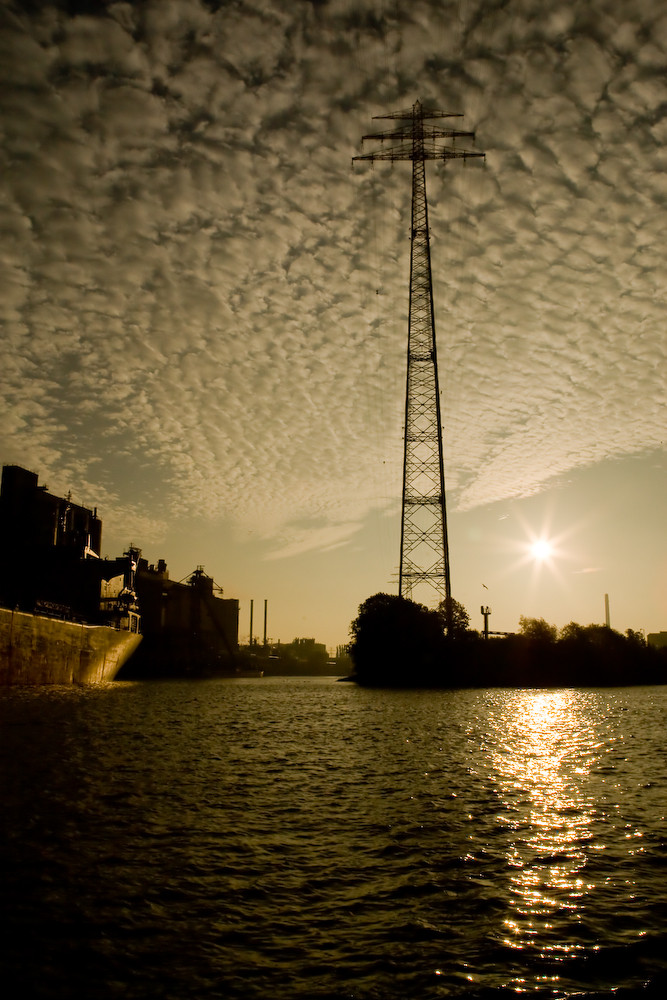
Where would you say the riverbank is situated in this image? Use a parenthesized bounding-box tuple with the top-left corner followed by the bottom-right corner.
(350, 633, 667, 687)
(0, 606, 142, 685)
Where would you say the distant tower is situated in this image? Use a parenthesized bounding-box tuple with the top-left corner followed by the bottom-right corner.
(354, 101, 484, 608)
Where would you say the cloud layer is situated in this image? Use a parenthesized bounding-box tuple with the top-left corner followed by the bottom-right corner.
(0, 0, 665, 561)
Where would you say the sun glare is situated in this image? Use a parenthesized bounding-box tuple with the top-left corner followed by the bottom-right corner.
(496, 504, 580, 589)
(530, 538, 553, 562)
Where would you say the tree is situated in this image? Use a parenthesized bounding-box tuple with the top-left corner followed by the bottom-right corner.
(518, 616, 558, 643)
(349, 592, 447, 685)
(559, 621, 586, 642)
(625, 628, 646, 647)
(436, 597, 472, 638)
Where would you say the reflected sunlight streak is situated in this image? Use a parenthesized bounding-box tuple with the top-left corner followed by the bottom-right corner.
(488, 692, 601, 982)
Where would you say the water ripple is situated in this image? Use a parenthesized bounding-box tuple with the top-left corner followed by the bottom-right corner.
(2, 680, 667, 997)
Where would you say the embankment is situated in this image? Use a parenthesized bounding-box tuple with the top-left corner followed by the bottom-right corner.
(0, 607, 141, 685)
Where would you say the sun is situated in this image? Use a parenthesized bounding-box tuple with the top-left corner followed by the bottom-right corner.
(496, 506, 578, 588)
(530, 538, 553, 562)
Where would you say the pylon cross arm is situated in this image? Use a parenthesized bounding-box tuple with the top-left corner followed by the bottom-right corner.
(372, 107, 464, 121)
(353, 145, 483, 163)
(360, 126, 475, 142)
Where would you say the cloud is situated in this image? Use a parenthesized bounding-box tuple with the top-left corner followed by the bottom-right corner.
(0, 0, 665, 562)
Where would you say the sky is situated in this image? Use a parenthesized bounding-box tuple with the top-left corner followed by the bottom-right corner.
(1, 0, 665, 650)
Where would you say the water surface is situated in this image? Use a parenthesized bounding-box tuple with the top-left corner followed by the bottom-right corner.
(1, 678, 666, 998)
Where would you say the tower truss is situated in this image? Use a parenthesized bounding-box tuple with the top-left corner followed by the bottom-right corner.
(354, 101, 484, 609)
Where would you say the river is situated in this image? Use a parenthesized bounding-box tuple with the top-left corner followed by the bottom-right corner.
(1, 677, 666, 998)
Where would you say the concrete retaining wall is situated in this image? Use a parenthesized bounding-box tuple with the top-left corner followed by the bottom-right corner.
(0, 607, 141, 685)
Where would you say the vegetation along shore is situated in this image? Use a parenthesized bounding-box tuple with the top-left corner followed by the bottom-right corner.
(348, 594, 666, 688)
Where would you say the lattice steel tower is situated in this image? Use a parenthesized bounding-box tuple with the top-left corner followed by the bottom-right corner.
(354, 101, 484, 607)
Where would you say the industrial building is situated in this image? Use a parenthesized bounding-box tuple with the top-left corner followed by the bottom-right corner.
(0, 465, 139, 631)
(0, 466, 239, 676)
(130, 560, 239, 675)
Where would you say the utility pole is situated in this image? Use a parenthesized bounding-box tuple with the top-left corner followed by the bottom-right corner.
(481, 605, 491, 640)
(354, 101, 484, 609)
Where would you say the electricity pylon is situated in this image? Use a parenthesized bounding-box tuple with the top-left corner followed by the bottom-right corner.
(354, 100, 484, 609)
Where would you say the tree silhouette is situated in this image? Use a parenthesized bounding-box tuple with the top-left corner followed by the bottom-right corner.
(347, 597, 667, 688)
(349, 592, 448, 685)
(559, 621, 587, 642)
(518, 615, 558, 643)
(437, 596, 472, 638)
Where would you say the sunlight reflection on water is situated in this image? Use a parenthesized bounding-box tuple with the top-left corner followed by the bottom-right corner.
(477, 690, 644, 986)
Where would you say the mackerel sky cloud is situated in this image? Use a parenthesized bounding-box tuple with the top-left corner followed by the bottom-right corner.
(1, 0, 665, 644)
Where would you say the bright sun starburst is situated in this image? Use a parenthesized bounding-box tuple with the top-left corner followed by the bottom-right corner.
(495, 505, 581, 591)
(530, 538, 553, 562)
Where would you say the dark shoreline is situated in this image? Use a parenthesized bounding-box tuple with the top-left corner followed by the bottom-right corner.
(348, 593, 667, 689)
(349, 635, 667, 690)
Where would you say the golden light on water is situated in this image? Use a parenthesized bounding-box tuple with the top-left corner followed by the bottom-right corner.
(488, 691, 602, 980)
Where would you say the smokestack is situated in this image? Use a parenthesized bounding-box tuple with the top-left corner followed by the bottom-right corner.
(604, 593, 610, 628)
(249, 599, 254, 647)
(263, 599, 268, 646)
